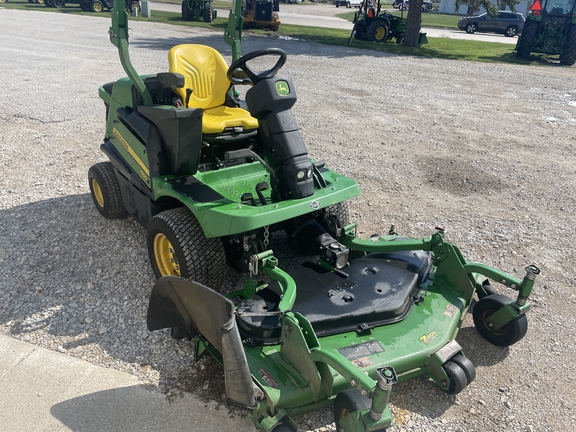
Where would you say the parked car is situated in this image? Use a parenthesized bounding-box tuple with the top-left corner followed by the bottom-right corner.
(335, 0, 362, 7)
(392, 0, 433, 11)
(457, 11, 525, 37)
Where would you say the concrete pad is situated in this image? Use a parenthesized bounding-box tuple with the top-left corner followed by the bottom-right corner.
(0, 335, 255, 432)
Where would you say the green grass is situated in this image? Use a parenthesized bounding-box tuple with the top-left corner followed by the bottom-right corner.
(1, 0, 550, 65)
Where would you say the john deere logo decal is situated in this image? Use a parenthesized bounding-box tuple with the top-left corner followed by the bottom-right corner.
(276, 81, 290, 96)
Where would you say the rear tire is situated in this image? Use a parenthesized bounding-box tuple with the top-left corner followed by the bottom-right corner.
(559, 26, 576, 66)
(203, 1, 213, 23)
(146, 207, 227, 290)
(517, 19, 537, 59)
(368, 20, 389, 43)
(88, 162, 127, 219)
(181, 1, 191, 21)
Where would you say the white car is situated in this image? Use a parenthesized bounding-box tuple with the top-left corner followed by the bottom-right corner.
(335, 0, 362, 8)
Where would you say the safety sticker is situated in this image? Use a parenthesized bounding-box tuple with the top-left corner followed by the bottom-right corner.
(258, 368, 278, 388)
(338, 341, 385, 360)
(352, 357, 374, 368)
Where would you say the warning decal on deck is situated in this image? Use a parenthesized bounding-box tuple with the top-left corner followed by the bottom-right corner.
(338, 341, 385, 360)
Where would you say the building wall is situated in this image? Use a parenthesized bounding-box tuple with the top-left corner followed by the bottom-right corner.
(439, 0, 532, 16)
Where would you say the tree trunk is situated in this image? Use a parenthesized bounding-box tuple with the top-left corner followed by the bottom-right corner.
(403, 0, 423, 47)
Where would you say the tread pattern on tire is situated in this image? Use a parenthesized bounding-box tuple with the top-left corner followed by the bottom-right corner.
(517, 19, 537, 58)
(325, 200, 350, 227)
(559, 26, 576, 66)
(147, 207, 227, 290)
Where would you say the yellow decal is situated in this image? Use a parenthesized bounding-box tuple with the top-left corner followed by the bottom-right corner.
(276, 80, 290, 96)
(420, 331, 438, 344)
(113, 127, 149, 178)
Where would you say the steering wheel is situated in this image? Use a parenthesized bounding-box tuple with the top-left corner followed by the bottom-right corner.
(227, 48, 287, 86)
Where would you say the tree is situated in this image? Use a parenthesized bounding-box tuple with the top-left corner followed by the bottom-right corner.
(497, 0, 521, 11)
(454, 0, 498, 15)
(403, 0, 424, 47)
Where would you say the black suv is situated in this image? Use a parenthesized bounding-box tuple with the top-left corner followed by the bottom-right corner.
(458, 11, 525, 37)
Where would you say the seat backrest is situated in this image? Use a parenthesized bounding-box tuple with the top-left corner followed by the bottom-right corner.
(168, 44, 230, 110)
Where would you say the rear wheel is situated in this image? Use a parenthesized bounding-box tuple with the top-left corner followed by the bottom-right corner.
(473, 294, 528, 346)
(517, 19, 537, 58)
(334, 388, 387, 432)
(559, 26, 576, 66)
(53, 0, 65, 7)
(146, 207, 227, 289)
(203, 1, 213, 23)
(368, 20, 389, 42)
(504, 26, 518, 37)
(181, 1, 191, 20)
(88, 162, 127, 219)
(466, 23, 477, 34)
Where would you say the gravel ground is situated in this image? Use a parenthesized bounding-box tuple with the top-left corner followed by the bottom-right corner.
(1, 8, 576, 432)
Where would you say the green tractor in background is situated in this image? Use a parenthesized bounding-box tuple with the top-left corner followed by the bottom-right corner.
(349, 0, 427, 44)
(516, 0, 576, 65)
(182, 0, 215, 23)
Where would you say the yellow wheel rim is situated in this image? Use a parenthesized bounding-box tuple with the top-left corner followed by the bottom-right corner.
(91, 178, 105, 208)
(94, 3, 102, 11)
(153, 233, 181, 276)
(375, 26, 386, 40)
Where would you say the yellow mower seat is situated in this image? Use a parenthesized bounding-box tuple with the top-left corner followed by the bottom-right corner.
(168, 44, 258, 135)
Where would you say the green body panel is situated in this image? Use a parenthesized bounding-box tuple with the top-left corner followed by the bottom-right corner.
(152, 166, 361, 238)
(243, 276, 466, 423)
(99, 77, 153, 187)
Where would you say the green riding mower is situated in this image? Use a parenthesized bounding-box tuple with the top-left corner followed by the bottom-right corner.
(89, 0, 540, 430)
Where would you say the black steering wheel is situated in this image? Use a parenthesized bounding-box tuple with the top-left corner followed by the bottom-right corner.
(227, 48, 287, 86)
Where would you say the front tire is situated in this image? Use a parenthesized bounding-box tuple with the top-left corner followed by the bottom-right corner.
(89, 0, 103, 11)
(466, 23, 477, 34)
(130, 1, 140, 14)
(368, 20, 389, 42)
(473, 294, 528, 346)
(146, 207, 227, 289)
(334, 388, 387, 432)
(88, 162, 127, 219)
